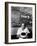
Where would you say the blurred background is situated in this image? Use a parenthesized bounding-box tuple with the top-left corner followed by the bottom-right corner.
(11, 7, 32, 39)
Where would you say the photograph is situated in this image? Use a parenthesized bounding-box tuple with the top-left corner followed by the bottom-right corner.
(11, 7, 32, 39)
(5, 2, 36, 44)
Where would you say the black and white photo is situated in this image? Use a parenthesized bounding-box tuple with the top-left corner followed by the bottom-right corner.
(11, 7, 32, 39)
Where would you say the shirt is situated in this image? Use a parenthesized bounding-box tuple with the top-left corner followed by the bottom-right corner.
(17, 27, 30, 35)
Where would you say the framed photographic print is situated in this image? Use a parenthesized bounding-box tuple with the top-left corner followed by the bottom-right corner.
(5, 2, 36, 44)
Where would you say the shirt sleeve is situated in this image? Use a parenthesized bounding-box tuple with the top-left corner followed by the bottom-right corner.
(17, 28, 21, 35)
(24, 27, 30, 33)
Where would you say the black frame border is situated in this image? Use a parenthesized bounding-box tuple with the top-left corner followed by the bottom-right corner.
(5, 2, 36, 44)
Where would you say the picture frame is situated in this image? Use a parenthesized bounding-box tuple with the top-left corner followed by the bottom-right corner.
(5, 2, 36, 44)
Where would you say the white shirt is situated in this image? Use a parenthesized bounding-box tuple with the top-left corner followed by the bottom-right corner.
(17, 27, 30, 35)
(17, 27, 22, 35)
